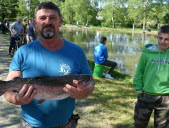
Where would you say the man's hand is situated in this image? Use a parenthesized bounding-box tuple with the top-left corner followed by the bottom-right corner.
(15, 84, 37, 105)
(63, 80, 95, 99)
(4, 71, 37, 105)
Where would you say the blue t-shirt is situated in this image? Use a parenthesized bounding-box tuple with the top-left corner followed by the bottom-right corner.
(94, 43, 108, 64)
(11, 22, 24, 35)
(28, 22, 35, 36)
(9, 39, 91, 128)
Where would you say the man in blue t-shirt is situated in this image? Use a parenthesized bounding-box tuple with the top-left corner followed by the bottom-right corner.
(4, 2, 95, 128)
(94, 36, 117, 79)
(8, 18, 24, 55)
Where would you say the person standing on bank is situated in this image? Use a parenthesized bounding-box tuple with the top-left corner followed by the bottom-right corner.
(8, 18, 24, 55)
(27, 19, 36, 43)
(94, 36, 117, 79)
(4, 2, 94, 128)
(133, 25, 169, 128)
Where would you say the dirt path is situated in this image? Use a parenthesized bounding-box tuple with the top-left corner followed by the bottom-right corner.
(0, 34, 20, 128)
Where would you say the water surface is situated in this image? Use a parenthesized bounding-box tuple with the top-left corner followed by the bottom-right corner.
(0, 29, 157, 77)
(60, 28, 157, 76)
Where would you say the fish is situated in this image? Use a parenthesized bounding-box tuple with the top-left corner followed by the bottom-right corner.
(0, 74, 95, 100)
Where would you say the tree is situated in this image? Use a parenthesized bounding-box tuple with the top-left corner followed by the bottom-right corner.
(17, 0, 29, 18)
(73, 0, 97, 25)
(2, 0, 169, 29)
(16, 0, 40, 19)
(38, 0, 64, 7)
(163, 13, 169, 24)
(100, 4, 115, 27)
(0, 0, 18, 20)
(61, 0, 97, 26)
(29, 0, 40, 18)
(60, 0, 74, 24)
(128, 0, 151, 31)
(100, 0, 128, 28)
(148, 1, 169, 29)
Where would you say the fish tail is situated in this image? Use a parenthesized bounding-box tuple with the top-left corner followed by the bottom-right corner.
(0, 80, 7, 96)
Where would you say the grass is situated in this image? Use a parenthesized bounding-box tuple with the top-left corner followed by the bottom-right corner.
(74, 61, 154, 128)
(76, 79, 135, 128)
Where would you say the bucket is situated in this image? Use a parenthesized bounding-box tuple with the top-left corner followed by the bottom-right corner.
(93, 63, 104, 78)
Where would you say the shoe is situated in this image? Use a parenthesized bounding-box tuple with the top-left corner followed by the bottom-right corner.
(103, 73, 106, 76)
(105, 74, 114, 79)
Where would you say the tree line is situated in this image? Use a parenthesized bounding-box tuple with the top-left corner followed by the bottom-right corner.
(1, 0, 169, 30)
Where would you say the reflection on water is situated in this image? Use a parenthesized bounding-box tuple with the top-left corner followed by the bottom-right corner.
(0, 29, 157, 77)
(61, 29, 157, 77)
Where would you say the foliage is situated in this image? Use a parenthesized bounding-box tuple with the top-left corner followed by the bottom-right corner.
(100, 0, 128, 28)
(128, 0, 143, 29)
(163, 13, 169, 24)
(38, 0, 63, 6)
(60, 0, 75, 24)
(16, 0, 40, 19)
(61, 0, 97, 25)
(1, 0, 169, 30)
(148, 2, 169, 28)
(17, 0, 29, 18)
(0, 0, 18, 20)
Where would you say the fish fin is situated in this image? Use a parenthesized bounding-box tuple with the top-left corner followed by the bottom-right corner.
(34, 75, 50, 79)
(34, 75, 57, 80)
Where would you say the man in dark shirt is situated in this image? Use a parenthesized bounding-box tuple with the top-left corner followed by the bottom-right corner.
(27, 19, 36, 43)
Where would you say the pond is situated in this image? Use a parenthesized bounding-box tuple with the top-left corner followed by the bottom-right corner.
(60, 28, 157, 77)
(0, 28, 157, 77)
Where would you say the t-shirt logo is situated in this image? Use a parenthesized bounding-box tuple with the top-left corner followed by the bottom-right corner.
(59, 60, 71, 75)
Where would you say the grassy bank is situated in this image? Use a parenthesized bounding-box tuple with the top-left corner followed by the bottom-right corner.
(74, 61, 154, 128)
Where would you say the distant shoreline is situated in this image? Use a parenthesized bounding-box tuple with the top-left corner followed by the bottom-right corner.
(61, 25, 157, 35)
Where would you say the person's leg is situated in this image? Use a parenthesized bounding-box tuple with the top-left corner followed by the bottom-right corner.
(154, 96, 169, 128)
(134, 95, 153, 128)
(102, 60, 117, 74)
(26, 34, 30, 43)
(8, 37, 16, 54)
(16, 37, 21, 48)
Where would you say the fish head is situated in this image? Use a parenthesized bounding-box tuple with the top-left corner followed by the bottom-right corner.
(77, 74, 92, 83)
(78, 75, 95, 87)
